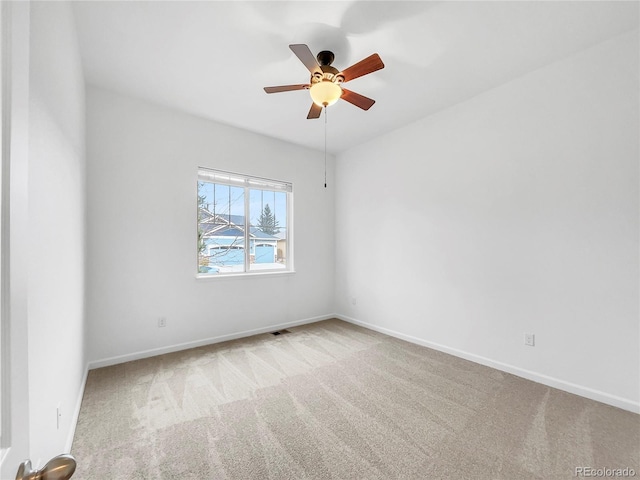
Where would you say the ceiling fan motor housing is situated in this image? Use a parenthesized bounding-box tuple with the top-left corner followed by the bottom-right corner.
(311, 51, 344, 85)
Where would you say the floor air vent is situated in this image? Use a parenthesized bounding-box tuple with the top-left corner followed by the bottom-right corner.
(271, 329, 291, 336)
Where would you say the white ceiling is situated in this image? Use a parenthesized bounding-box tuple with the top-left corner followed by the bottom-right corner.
(72, 1, 638, 154)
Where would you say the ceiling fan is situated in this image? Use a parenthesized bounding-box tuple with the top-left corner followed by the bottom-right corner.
(264, 44, 385, 119)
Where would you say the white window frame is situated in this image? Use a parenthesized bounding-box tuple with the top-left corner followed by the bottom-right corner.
(197, 167, 293, 277)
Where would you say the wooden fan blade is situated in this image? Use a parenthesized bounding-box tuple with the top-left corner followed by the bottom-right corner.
(341, 88, 376, 110)
(338, 53, 384, 83)
(290, 44, 321, 74)
(307, 103, 322, 119)
(264, 84, 309, 94)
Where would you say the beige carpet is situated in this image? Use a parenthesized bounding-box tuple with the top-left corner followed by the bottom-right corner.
(71, 319, 639, 479)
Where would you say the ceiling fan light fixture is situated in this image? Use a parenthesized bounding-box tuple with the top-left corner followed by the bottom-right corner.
(310, 80, 342, 107)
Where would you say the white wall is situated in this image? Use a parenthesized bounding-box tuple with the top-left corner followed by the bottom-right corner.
(335, 30, 639, 412)
(86, 87, 335, 364)
(28, 1, 86, 464)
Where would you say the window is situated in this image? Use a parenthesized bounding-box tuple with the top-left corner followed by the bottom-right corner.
(197, 168, 292, 275)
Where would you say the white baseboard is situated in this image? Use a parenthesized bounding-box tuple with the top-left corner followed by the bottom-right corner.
(88, 314, 334, 370)
(335, 313, 640, 414)
(66, 365, 89, 453)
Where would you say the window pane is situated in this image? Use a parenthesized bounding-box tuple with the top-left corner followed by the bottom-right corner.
(249, 189, 287, 272)
(197, 168, 292, 276)
(198, 181, 245, 274)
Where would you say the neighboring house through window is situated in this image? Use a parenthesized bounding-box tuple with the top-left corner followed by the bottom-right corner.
(197, 168, 292, 275)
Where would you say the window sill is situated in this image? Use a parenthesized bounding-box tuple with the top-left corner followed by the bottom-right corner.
(196, 270, 296, 280)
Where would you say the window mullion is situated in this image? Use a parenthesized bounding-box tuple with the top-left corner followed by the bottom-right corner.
(244, 185, 250, 272)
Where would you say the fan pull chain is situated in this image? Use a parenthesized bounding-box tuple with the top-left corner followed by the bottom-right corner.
(324, 105, 327, 188)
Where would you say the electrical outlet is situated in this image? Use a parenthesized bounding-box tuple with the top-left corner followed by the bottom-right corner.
(158, 317, 167, 328)
(351, 296, 357, 306)
(524, 333, 535, 347)
(56, 403, 61, 430)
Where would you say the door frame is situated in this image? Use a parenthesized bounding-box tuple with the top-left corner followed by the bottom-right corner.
(1, 1, 32, 477)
